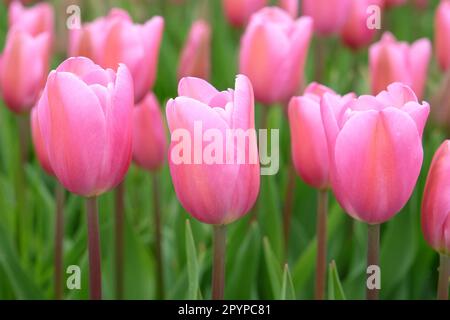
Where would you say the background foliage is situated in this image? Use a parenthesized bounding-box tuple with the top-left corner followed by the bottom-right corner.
(0, 0, 445, 299)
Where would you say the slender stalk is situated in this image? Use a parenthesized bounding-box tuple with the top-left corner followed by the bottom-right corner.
(314, 36, 326, 82)
(54, 183, 65, 300)
(437, 253, 449, 300)
(212, 224, 227, 300)
(282, 163, 296, 256)
(15, 114, 29, 257)
(86, 196, 102, 300)
(114, 182, 125, 300)
(315, 189, 328, 300)
(152, 173, 164, 299)
(366, 223, 380, 300)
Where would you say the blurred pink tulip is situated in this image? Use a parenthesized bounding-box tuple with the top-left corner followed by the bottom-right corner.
(369, 32, 431, 99)
(36, 57, 134, 197)
(302, 0, 351, 35)
(279, 0, 298, 18)
(239, 7, 313, 105)
(178, 20, 211, 81)
(8, 0, 54, 37)
(321, 82, 429, 224)
(341, 0, 382, 50)
(435, 0, 450, 72)
(69, 8, 164, 103)
(422, 140, 450, 255)
(132, 93, 167, 171)
(222, 0, 267, 27)
(0, 29, 51, 113)
(288, 83, 354, 189)
(166, 76, 260, 225)
(31, 106, 53, 176)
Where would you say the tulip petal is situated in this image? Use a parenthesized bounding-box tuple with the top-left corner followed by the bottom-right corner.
(421, 141, 450, 253)
(239, 20, 289, 104)
(166, 97, 240, 224)
(178, 76, 219, 104)
(409, 38, 431, 99)
(289, 96, 329, 189)
(333, 107, 423, 223)
(39, 71, 107, 196)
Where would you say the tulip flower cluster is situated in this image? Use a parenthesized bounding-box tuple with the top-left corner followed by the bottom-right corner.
(0, 0, 449, 303)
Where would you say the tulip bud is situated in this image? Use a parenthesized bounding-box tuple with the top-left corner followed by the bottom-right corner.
(239, 7, 313, 105)
(369, 32, 431, 99)
(341, 0, 382, 50)
(31, 106, 53, 176)
(69, 8, 164, 103)
(302, 0, 351, 35)
(178, 20, 211, 81)
(321, 82, 429, 224)
(222, 0, 267, 27)
(0, 29, 51, 113)
(435, 0, 450, 72)
(166, 76, 260, 225)
(288, 83, 354, 189)
(8, 0, 54, 37)
(132, 93, 167, 171)
(421, 140, 450, 255)
(35, 57, 134, 197)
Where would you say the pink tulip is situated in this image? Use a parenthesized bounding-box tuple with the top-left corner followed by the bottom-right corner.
(369, 32, 431, 99)
(36, 57, 134, 197)
(321, 82, 429, 224)
(341, 0, 382, 50)
(8, 0, 54, 37)
(239, 7, 313, 105)
(178, 20, 211, 81)
(435, 0, 450, 72)
(69, 8, 164, 103)
(279, 0, 298, 18)
(422, 140, 450, 255)
(166, 76, 260, 225)
(132, 93, 167, 171)
(302, 0, 351, 35)
(288, 83, 354, 189)
(0, 29, 51, 113)
(31, 106, 53, 176)
(222, 0, 267, 27)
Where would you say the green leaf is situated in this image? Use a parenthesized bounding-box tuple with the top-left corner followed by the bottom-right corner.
(328, 260, 346, 300)
(0, 224, 43, 299)
(185, 220, 199, 300)
(226, 222, 261, 299)
(292, 204, 345, 293)
(263, 237, 282, 299)
(281, 264, 296, 300)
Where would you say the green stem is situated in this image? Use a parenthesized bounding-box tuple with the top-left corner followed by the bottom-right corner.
(16, 114, 29, 258)
(114, 182, 125, 300)
(282, 164, 296, 257)
(315, 189, 328, 300)
(437, 253, 449, 300)
(54, 183, 65, 300)
(314, 36, 326, 83)
(366, 223, 380, 300)
(86, 196, 102, 300)
(152, 173, 165, 299)
(212, 224, 227, 300)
